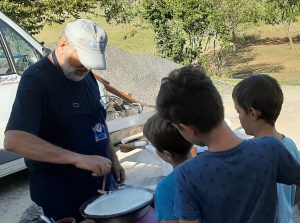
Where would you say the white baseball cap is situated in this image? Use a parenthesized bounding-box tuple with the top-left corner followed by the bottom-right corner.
(64, 19, 107, 70)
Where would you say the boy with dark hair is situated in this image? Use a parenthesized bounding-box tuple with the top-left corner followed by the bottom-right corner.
(156, 65, 300, 223)
(232, 74, 300, 223)
(143, 114, 193, 223)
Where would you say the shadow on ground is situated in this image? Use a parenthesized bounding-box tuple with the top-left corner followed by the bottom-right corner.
(230, 63, 284, 79)
(224, 38, 285, 79)
(235, 34, 300, 48)
(225, 47, 255, 68)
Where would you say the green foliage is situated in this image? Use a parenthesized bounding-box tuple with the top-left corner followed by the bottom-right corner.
(174, 0, 214, 63)
(210, 0, 263, 50)
(263, 0, 300, 25)
(141, 0, 179, 62)
(0, 0, 45, 35)
(42, 0, 97, 24)
(98, 0, 138, 24)
(262, 0, 300, 47)
(140, 0, 262, 66)
(0, 0, 97, 35)
(141, 0, 214, 64)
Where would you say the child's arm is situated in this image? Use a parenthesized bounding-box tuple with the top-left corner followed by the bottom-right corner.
(276, 141, 300, 186)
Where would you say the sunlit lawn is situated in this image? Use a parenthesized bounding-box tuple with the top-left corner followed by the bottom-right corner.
(226, 21, 300, 85)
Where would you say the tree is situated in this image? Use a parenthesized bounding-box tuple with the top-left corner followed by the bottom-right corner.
(0, 0, 98, 35)
(141, 0, 182, 62)
(141, 0, 214, 65)
(0, 0, 45, 35)
(263, 0, 300, 49)
(141, 0, 263, 68)
(98, 0, 139, 24)
(209, 0, 263, 51)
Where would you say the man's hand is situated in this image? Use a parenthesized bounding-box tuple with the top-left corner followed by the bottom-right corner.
(111, 158, 125, 183)
(108, 142, 126, 183)
(73, 154, 112, 176)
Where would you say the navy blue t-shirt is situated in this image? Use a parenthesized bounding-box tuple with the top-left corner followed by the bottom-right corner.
(5, 56, 115, 220)
(174, 137, 300, 223)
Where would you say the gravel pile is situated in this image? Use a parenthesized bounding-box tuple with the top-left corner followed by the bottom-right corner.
(93, 46, 235, 105)
(94, 46, 182, 105)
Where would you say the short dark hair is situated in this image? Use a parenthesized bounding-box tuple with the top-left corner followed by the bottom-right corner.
(143, 114, 193, 155)
(156, 65, 224, 133)
(232, 74, 283, 126)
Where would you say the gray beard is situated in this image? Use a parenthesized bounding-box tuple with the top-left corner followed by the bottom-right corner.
(61, 55, 88, 81)
(64, 72, 87, 81)
(61, 64, 88, 81)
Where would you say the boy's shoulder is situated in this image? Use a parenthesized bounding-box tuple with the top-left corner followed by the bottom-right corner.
(251, 135, 279, 143)
(281, 135, 300, 161)
(180, 136, 281, 169)
(157, 171, 176, 190)
(245, 136, 287, 156)
(281, 135, 297, 147)
(158, 170, 176, 186)
(249, 136, 284, 149)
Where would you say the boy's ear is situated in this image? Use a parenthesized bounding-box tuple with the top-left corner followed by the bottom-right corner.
(161, 150, 173, 162)
(178, 123, 198, 136)
(249, 107, 261, 120)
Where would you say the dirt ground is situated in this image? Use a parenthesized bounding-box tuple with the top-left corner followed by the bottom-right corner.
(0, 85, 300, 223)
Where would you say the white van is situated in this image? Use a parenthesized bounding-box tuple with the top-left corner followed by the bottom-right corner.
(0, 11, 51, 177)
(0, 12, 154, 178)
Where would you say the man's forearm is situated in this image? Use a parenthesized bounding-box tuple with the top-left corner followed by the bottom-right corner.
(108, 141, 119, 162)
(108, 141, 125, 182)
(5, 130, 113, 176)
(4, 130, 79, 165)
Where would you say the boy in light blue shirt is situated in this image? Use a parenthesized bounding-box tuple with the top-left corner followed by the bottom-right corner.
(143, 114, 193, 223)
(232, 74, 300, 223)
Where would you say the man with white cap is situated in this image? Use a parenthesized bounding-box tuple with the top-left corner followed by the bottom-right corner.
(4, 19, 125, 221)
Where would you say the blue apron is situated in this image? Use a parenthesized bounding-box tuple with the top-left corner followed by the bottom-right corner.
(26, 52, 116, 221)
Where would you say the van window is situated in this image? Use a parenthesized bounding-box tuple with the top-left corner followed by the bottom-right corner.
(0, 20, 41, 74)
(0, 42, 12, 76)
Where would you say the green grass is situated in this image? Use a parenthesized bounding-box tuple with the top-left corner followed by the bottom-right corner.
(242, 20, 300, 40)
(226, 44, 300, 85)
(34, 14, 157, 55)
(225, 21, 300, 85)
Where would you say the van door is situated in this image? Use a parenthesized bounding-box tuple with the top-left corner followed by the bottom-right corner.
(0, 17, 42, 148)
(0, 33, 19, 151)
(0, 17, 42, 177)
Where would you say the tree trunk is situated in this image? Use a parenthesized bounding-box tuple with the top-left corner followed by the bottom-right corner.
(284, 22, 293, 50)
(232, 29, 236, 52)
